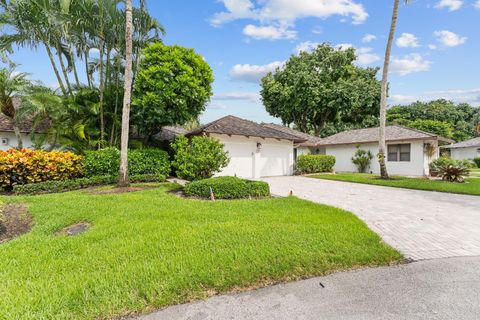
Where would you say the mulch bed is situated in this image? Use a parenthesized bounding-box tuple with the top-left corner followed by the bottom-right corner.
(0, 204, 33, 244)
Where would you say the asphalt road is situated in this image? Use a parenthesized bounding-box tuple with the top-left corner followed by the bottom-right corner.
(136, 256, 480, 320)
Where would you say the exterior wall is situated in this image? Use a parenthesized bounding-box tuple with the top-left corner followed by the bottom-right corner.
(0, 132, 35, 151)
(325, 140, 432, 176)
(210, 133, 294, 178)
(450, 147, 480, 160)
(295, 146, 326, 157)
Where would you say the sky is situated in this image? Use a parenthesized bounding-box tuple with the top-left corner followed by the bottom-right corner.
(6, 0, 480, 124)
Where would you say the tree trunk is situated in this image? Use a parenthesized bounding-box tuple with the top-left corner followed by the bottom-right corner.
(110, 56, 122, 146)
(56, 43, 73, 95)
(13, 122, 23, 149)
(378, 0, 400, 179)
(99, 41, 106, 147)
(44, 45, 67, 95)
(118, 0, 133, 188)
(84, 50, 92, 88)
(70, 47, 81, 88)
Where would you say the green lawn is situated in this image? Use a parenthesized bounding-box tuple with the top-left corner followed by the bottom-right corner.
(312, 173, 480, 196)
(0, 183, 401, 319)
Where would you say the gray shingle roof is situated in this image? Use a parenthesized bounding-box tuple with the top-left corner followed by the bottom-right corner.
(316, 125, 454, 146)
(0, 114, 50, 134)
(154, 126, 188, 141)
(443, 137, 480, 149)
(187, 115, 306, 142)
(262, 123, 324, 147)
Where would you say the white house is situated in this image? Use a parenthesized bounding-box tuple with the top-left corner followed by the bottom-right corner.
(186, 115, 305, 178)
(315, 125, 454, 176)
(0, 114, 47, 151)
(442, 137, 480, 160)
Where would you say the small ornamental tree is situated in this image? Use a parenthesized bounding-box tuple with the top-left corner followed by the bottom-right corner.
(133, 43, 214, 143)
(352, 147, 374, 173)
(171, 135, 229, 181)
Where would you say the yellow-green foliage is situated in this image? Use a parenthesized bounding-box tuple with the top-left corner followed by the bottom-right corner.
(0, 149, 84, 190)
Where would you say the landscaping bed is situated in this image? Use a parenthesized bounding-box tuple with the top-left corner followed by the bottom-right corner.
(312, 173, 480, 196)
(0, 203, 32, 243)
(0, 184, 402, 319)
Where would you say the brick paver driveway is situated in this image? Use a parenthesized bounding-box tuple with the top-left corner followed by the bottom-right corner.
(262, 176, 480, 261)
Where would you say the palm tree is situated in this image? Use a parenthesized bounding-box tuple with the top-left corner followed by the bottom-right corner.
(0, 66, 30, 148)
(118, 0, 133, 187)
(378, 0, 410, 179)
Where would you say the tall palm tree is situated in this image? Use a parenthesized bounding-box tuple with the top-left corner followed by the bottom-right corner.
(118, 0, 133, 187)
(378, 0, 410, 179)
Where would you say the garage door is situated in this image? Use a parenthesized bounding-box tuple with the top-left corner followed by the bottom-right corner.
(220, 142, 255, 178)
(259, 144, 291, 177)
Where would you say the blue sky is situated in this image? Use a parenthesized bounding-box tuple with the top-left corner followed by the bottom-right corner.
(7, 0, 480, 124)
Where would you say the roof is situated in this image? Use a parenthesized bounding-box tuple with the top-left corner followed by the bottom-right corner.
(262, 123, 324, 147)
(0, 114, 50, 134)
(154, 126, 188, 141)
(187, 115, 306, 142)
(443, 137, 480, 149)
(316, 125, 454, 146)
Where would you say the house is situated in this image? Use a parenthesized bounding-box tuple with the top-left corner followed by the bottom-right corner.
(186, 115, 306, 178)
(262, 123, 326, 160)
(0, 114, 48, 151)
(442, 137, 480, 160)
(316, 125, 454, 176)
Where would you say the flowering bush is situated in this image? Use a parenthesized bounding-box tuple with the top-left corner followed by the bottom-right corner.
(0, 149, 84, 190)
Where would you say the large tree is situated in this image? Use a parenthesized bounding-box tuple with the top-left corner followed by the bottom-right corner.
(260, 43, 381, 137)
(132, 43, 214, 143)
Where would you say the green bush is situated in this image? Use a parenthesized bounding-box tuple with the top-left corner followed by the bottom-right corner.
(473, 157, 480, 168)
(184, 176, 270, 199)
(12, 174, 166, 195)
(84, 148, 170, 177)
(351, 147, 373, 173)
(296, 154, 336, 174)
(429, 157, 472, 182)
(172, 136, 229, 181)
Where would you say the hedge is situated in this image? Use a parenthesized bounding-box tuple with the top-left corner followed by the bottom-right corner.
(84, 148, 170, 177)
(473, 157, 480, 168)
(184, 176, 270, 199)
(13, 174, 166, 195)
(0, 149, 84, 190)
(296, 154, 336, 174)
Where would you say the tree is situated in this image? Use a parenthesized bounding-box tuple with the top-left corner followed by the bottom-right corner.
(352, 147, 374, 173)
(118, 0, 133, 188)
(260, 43, 381, 136)
(0, 66, 30, 148)
(378, 0, 411, 179)
(406, 119, 454, 139)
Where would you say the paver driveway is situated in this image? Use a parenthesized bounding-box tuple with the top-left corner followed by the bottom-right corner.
(262, 176, 480, 261)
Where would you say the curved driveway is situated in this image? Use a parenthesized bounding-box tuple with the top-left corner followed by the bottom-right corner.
(262, 176, 480, 261)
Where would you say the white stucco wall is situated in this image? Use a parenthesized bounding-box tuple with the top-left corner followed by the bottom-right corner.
(450, 147, 480, 160)
(0, 132, 35, 151)
(325, 140, 435, 176)
(210, 133, 294, 178)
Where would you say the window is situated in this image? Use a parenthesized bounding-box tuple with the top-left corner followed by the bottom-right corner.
(387, 144, 410, 162)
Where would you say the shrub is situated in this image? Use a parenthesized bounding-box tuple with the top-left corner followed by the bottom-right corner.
(184, 176, 270, 199)
(172, 136, 229, 181)
(473, 157, 480, 168)
(0, 149, 84, 190)
(351, 147, 374, 173)
(430, 157, 472, 182)
(84, 148, 170, 177)
(296, 154, 335, 174)
(12, 174, 166, 195)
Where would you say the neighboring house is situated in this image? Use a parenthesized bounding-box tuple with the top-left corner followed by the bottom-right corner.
(442, 137, 480, 160)
(262, 123, 325, 160)
(154, 126, 188, 142)
(0, 114, 48, 151)
(316, 125, 454, 176)
(186, 115, 305, 178)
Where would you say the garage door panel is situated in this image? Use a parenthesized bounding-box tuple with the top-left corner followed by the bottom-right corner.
(259, 144, 292, 177)
(219, 142, 255, 178)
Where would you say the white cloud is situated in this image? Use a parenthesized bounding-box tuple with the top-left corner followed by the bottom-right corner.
(434, 30, 467, 47)
(476, 0, 480, 9)
(435, 0, 463, 11)
(428, 44, 437, 50)
(336, 43, 354, 50)
(390, 88, 480, 105)
(229, 61, 284, 82)
(396, 33, 420, 48)
(356, 47, 380, 65)
(362, 34, 377, 43)
(243, 24, 296, 40)
(312, 26, 323, 35)
(206, 102, 228, 110)
(213, 92, 260, 103)
(390, 54, 432, 76)
(294, 41, 319, 54)
(210, 0, 369, 27)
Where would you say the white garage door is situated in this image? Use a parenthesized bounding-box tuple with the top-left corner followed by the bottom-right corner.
(259, 144, 291, 177)
(220, 142, 255, 178)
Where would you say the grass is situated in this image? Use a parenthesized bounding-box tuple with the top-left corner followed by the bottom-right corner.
(0, 183, 401, 319)
(312, 173, 480, 196)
